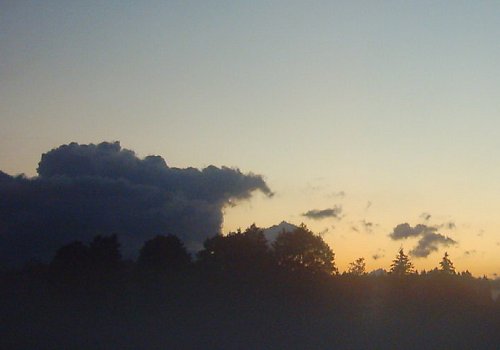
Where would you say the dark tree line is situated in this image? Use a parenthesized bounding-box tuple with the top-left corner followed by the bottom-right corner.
(1, 224, 499, 349)
(45, 223, 337, 287)
(46, 225, 482, 282)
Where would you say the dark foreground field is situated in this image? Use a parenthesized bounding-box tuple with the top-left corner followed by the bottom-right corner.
(1, 228, 499, 349)
(2, 265, 499, 350)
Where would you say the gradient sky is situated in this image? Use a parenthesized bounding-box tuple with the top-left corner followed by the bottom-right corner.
(2, 1, 500, 276)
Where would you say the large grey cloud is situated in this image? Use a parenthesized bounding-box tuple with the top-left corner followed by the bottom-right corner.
(0, 142, 272, 265)
(302, 206, 342, 220)
(389, 223, 457, 258)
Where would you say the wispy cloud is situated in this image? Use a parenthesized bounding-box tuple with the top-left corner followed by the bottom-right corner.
(326, 191, 346, 199)
(361, 219, 377, 234)
(352, 219, 377, 234)
(372, 248, 385, 260)
(437, 221, 456, 230)
(464, 250, 477, 256)
(420, 212, 432, 221)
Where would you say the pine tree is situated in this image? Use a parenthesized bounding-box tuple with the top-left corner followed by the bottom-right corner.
(439, 252, 456, 274)
(389, 248, 414, 276)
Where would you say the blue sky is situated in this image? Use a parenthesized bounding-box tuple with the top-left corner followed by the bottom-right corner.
(1, 1, 500, 275)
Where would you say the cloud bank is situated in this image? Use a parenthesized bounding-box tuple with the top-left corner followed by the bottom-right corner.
(0, 141, 272, 265)
(389, 223, 457, 258)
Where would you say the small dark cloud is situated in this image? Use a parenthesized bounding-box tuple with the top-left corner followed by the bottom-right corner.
(437, 221, 456, 230)
(372, 249, 385, 260)
(389, 223, 457, 258)
(420, 212, 432, 221)
(319, 228, 329, 236)
(464, 250, 477, 256)
(302, 206, 342, 220)
(360, 219, 376, 234)
(365, 201, 372, 210)
(362, 220, 374, 228)
(0, 141, 272, 265)
(305, 183, 325, 193)
(389, 223, 435, 240)
(352, 219, 377, 234)
(326, 191, 346, 199)
(410, 233, 457, 258)
(417, 212, 455, 230)
(333, 191, 346, 198)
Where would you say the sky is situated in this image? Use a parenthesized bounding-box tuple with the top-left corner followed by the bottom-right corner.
(1, 1, 500, 276)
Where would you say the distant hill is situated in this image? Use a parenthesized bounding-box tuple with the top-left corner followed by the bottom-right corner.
(263, 221, 299, 243)
(369, 268, 388, 276)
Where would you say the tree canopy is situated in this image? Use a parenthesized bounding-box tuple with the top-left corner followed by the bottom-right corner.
(138, 234, 191, 274)
(197, 224, 270, 274)
(347, 257, 366, 276)
(273, 224, 337, 275)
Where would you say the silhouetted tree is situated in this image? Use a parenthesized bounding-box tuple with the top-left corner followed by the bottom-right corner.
(197, 224, 270, 275)
(389, 248, 414, 276)
(49, 241, 91, 285)
(68, 234, 124, 288)
(426, 267, 440, 275)
(138, 235, 191, 274)
(273, 224, 337, 275)
(460, 270, 473, 278)
(88, 234, 122, 271)
(240, 224, 269, 254)
(347, 257, 366, 276)
(439, 252, 456, 274)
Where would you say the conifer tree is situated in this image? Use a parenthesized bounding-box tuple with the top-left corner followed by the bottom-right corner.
(389, 248, 414, 276)
(439, 252, 456, 274)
